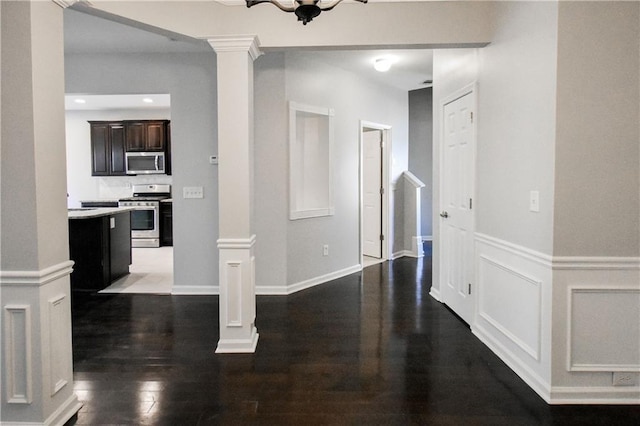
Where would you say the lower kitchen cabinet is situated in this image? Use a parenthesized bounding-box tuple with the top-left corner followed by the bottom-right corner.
(160, 202, 173, 246)
(69, 211, 131, 291)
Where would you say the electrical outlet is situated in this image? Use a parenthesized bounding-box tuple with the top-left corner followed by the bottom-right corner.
(183, 186, 204, 199)
(323, 245, 329, 256)
(613, 372, 637, 386)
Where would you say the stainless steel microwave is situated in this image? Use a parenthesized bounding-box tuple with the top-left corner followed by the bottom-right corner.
(125, 152, 166, 175)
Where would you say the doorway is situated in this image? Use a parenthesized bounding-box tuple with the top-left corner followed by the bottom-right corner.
(360, 121, 392, 267)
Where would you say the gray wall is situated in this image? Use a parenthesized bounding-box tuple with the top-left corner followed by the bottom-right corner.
(65, 51, 219, 292)
(253, 51, 409, 290)
(553, 1, 639, 257)
(408, 88, 433, 239)
(476, 0, 559, 255)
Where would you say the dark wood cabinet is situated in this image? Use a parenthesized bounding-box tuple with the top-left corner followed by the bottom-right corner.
(125, 120, 168, 152)
(90, 120, 170, 176)
(89, 121, 126, 176)
(160, 202, 173, 246)
(69, 212, 131, 291)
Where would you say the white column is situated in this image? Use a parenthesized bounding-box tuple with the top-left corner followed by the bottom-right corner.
(1, 1, 81, 424)
(208, 36, 262, 353)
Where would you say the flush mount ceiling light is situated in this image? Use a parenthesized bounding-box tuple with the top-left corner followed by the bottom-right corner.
(246, 0, 368, 25)
(373, 58, 392, 72)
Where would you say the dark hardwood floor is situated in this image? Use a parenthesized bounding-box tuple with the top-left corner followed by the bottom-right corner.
(70, 255, 639, 425)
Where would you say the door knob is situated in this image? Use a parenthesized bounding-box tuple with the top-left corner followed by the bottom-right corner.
(440, 211, 449, 218)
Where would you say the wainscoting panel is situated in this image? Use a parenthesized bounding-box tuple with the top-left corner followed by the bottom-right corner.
(49, 294, 69, 396)
(3, 305, 33, 404)
(478, 255, 542, 360)
(224, 261, 243, 327)
(568, 286, 640, 372)
(473, 234, 552, 401)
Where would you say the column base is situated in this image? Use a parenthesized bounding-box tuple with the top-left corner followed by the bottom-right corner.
(215, 327, 259, 353)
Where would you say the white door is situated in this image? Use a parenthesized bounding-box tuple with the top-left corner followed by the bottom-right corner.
(363, 130, 383, 258)
(440, 90, 475, 324)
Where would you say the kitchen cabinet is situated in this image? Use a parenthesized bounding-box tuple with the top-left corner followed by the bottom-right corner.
(89, 120, 171, 176)
(125, 120, 168, 152)
(69, 210, 132, 291)
(160, 201, 173, 246)
(89, 121, 126, 176)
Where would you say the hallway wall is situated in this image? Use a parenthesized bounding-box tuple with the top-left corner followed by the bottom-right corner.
(408, 88, 433, 239)
(253, 51, 409, 293)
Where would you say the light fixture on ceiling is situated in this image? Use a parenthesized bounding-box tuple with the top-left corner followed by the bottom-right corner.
(373, 58, 392, 72)
(246, 0, 368, 25)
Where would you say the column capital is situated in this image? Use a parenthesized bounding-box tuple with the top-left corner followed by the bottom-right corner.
(207, 35, 262, 61)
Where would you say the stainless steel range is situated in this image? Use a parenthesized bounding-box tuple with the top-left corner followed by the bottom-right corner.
(119, 184, 171, 247)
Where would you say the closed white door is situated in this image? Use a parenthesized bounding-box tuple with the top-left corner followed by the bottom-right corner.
(363, 130, 383, 258)
(440, 90, 475, 324)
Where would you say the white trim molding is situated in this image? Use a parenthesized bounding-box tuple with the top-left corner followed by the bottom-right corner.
(287, 264, 361, 295)
(206, 35, 262, 60)
(4, 305, 33, 404)
(0, 261, 74, 287)
(216, 235, 258, 353)
(566, 285, 640, 373)
(473, 232, 640, 404)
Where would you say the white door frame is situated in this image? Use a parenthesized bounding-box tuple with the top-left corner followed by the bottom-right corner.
(438, 82, 477, 323)
(359, 121, 392, 266)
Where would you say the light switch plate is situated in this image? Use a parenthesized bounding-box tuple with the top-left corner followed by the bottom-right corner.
(529, 190, 540, 212)
(183, 186, 204, 199)
(209, 155, 218, 165)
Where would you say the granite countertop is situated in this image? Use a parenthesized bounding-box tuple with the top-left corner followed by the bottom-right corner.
(79, 199, 120, 203)
(68, 207, 136, 219)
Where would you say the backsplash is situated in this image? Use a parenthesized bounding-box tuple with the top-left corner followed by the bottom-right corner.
(96, 175, 173, 199)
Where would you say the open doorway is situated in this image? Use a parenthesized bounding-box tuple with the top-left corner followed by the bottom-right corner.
(360, 121, 392, 268)
(64, 93, 174, 294)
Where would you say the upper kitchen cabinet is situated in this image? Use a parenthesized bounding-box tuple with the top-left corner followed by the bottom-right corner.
(125, 120, 168, 152)
(89, 119, 171, 176)
(90, 121, 126, 176)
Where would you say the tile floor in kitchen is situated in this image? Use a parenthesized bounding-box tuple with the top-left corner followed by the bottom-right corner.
(101, 247, 173, 294)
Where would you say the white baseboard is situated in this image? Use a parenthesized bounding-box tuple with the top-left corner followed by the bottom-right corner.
(549, 386, 640, 405)
(43, 394, 83, 426)
(473, 323, 552, 403)
(287, 264, 361, 295)
(256, 285, 288, 295)
(429, 286, 441, 302)
(392, 250, 412, 259)
(171, 285, 219, 295)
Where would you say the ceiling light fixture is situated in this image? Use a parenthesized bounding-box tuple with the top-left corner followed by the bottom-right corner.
(374, 58, 392, 72)
(246, 0, 367, 25)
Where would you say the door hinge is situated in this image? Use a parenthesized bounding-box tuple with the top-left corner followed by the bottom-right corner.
(380, 234, 385, 241)
(469, 198, 473, 209)
(470, 111, 474, 123)
(468, 283, 472, 295)
(380, 187, 384, 195)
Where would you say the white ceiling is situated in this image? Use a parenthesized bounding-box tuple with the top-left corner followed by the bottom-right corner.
(63, 6, 433, 108)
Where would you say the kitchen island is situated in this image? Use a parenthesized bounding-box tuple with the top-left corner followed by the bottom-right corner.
(68, 207, 134, 291)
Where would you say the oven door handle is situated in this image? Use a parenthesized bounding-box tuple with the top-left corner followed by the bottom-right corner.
(155, 155, 159, 171)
